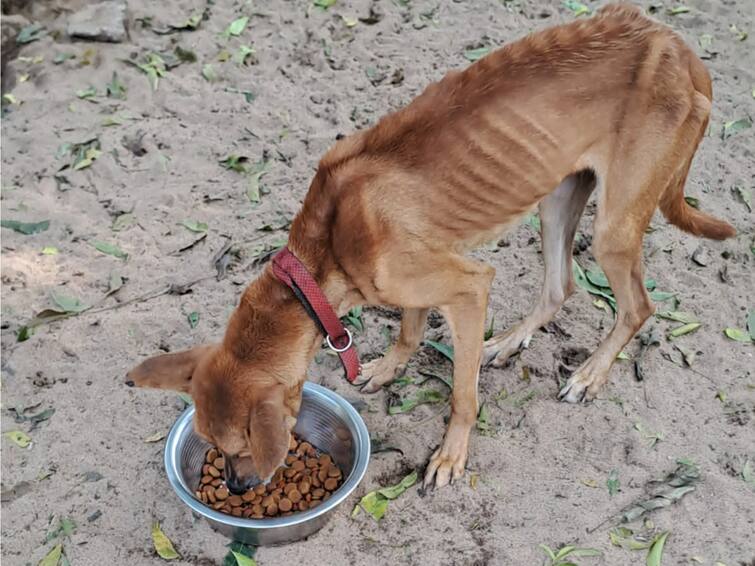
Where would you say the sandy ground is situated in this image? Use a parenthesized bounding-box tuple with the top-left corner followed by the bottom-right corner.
(1, 0, 754, 565)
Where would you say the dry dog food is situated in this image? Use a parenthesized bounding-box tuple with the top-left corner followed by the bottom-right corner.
(195, 434, 344, 519)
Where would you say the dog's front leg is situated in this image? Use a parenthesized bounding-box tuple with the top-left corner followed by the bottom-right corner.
(358, 308, 429, 393)
(423, 261, 494, 489)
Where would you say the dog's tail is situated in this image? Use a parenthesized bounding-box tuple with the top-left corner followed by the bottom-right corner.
(658, 53, 736, 241)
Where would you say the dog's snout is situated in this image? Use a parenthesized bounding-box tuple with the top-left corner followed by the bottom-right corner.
(225, 475, 249, 495)
(125, 379, 135, 387)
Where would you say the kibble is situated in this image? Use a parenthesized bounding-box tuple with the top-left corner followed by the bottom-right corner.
(195, 433, 344, 519)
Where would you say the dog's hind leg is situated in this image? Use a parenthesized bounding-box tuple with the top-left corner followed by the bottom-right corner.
(358, 307, 429, 393)
(483, 171, 595, 367)
(559, 93, 712, 403)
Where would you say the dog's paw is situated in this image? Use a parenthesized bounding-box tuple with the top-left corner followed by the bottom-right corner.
(482, 332, 530, 368)
(423, 441, 467, 489)
(356, 357, 404, 394)
(558, 366, 606, 403)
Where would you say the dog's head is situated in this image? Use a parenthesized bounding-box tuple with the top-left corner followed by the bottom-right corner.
(126, 344, 303, 493)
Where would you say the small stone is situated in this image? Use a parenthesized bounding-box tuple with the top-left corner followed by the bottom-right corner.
(67, 1, 128, 43)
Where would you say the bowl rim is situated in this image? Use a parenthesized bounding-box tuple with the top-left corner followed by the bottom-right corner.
(164, 381, 370, 530)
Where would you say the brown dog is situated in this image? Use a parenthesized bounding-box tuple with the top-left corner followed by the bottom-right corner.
(127, 4, 735, 490)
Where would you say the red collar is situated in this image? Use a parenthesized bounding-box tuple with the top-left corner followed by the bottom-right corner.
(271, 247, 360, 383)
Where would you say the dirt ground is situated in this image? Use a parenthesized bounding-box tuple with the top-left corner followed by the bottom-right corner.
(1, 0, 753, 565)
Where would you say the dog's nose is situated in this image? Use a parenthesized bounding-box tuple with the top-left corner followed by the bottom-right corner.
(226, 476, 248, 495)
(125, 379, 135, 387)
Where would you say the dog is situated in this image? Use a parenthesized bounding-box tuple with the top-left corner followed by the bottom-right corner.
(126, 3, 735, 491)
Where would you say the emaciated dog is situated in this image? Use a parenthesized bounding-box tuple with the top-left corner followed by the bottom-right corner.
(127, 4, 735, 490)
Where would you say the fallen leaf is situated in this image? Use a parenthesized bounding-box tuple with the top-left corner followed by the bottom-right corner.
(742, 459, 755, 487)
(231, 552, 256, 566)
(646, 531, 669, 566)
(38, 544, 62, 566)
(484, 314, 495, 341)
(463, 46, 491, 62)
(342, 306, 364, 332)
(180, 219, 208, 233)
(607, 469, 620, 497)
(1, 219, 50, 235)
(313, 0, 337, 8)
(722, 117, 752, 140)
(733, 185, 752, 212)
(581, 478, 599, 488)
(667, 6, 690, 14)
(425, 339, 454, 362)
(76, 85, 98, 101)
(53, 53, 76, 64)
(729, 24, 748, 41)
(476, 403, 491, 432)
(93, 241, 128, 260)
(202, 63, 218, 82)
(187, 311, 200, 329)
(656, 311, 698, 324)
(151, 522, 179, 560)
(125, 53, 167, 91)
(388, 388, 446, 414)
(563, 0, 591, 16)
(616, 351, 631, 360)
(634, 422, 663, 448)
(220, 154, 250, 173)
(246, 159, 270, 203)
(177, 392, 193, 406)
(144, 431, 167, 443)
(106, 72, 127, 99)
(667, 322, 701, 339)
(223, 542, 256, 566)
(154, 11, 203, 34)
(233, 45, 255, 65)
(174, 45, 197, 63)
(609, 527, 655, 551)
(17, 23, 46, 44)
(52, 292, 90, 313)
(4, 430, 32, 448)
(356, 470, 417, 520)
(621, 461, 699, 523)
(223, 16, 249, 38)
(111, 213, 136, 232)
(723, 328, 751, 342)
(748, 309, 755, 341)
(42, 246, 59, 255)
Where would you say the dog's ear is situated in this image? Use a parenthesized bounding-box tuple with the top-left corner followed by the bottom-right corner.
(126, 345, 216, 393)
(247, 384, 290, 479)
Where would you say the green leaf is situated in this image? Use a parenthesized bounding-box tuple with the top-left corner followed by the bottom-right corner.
(125, 53, 167, 90)
(463, 47, 491, 62)
(646, 531, 669, 566)
(388, 388, 446, 414)
(223, 542, 257, 566)
(72, 147, 101, 170)
(220, 154, 249, 173)
(151, 522, 179, 560)
(93, 241, 128, 259)
(609, 527, 654, 551)
(38, 544, 62, 566)
(246, 160, 270, 203)
(357, 471, 416, 520)
(634, 422, 663, 448)
(180, 219, 208, 233)
(723, 328, 751, 342)
(42, 246, 59, 255)
(53, 53, 76, 64)
(378, 470, 418, 499)
(656, 311, 698, 324)
(4, 430, 32, 448)
(729, 24, 748, 41)
(621, 461, 699, 523)
(649, 291, 676, 303)
(3, 93, 19, 105)
(177, 392, 193, 405)
(425, 339, 454, 362)
(734, 185, 752, 212)
(187, 311, 200, 329)
(616, 351, 630, 360)
(174, 45, 197, 63)
(314, 0, 337, 8)
(476, 402, 491, 432)
(607, 469, 620, 497)
(539, 544, 557, 561)
(51, 292, 90, 313)
(233, 45, 255, 65)
(112, 213, 136, 232)
(684, 196, 699, 209)
(563, 0, 591, 16)
(342, 306, 364, 332)
(202, 63, 218, 82)
(231, 552, 256, 566)
(667, 322, 701, 339)
(223, 16, 249, 38)
(742, 459, 755, 487)
(106, 72, 127, 99)
(1, 219, 50, 235)
(17, 23, 46, 44)
(722, 117, 752, 140)
(667, 6, 690, 14)
(586, 268, 610, 288)
(76, 86, 98, 100)
(484, 314, 495, 341)
(747, 309, 755, 341)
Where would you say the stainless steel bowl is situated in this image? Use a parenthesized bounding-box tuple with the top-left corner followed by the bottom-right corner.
(164, 382, 370, 546)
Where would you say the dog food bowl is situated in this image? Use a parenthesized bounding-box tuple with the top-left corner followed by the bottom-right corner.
(164, 382, 370, 546)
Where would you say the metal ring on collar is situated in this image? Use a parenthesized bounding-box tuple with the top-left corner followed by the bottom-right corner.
(326, 328, 353, 353)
